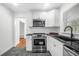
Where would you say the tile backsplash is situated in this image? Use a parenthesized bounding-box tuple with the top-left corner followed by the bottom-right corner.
(29, 27, 60, 33)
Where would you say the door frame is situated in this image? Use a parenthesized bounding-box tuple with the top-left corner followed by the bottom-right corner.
(14, 17, 27, 47)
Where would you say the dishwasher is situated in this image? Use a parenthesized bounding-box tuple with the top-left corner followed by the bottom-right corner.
(63, 46, 79, 56)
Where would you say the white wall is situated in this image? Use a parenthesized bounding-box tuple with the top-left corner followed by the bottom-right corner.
(0, 5, 14, 55)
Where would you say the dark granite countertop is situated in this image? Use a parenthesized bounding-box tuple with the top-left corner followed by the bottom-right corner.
(49, 35, 79, 43)
(48, 35, 66, 44)
(26, 34, 33, 36)
(26, 33, 48, 36)
(53, 37, 66, 43)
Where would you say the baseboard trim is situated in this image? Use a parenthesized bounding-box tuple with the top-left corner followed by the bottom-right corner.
(0, 46, 13, 56)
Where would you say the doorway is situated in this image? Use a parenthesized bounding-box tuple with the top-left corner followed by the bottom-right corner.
(16, 21, 26, 48)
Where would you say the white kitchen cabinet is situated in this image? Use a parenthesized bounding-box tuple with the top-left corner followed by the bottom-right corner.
(47, 36, 51, 51)
(47, 36, 49, 51)
(26, 36, 32, 51)
(46, 9, 60, 27)
(53, 39, 64, 56)
(32, 12, 47, 20)
(47, 36, 64, 56)
(46, 10, 55, 27)
(47, 36, 55, 55)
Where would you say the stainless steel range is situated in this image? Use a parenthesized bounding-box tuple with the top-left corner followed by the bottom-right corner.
(32, 33, 47, 53)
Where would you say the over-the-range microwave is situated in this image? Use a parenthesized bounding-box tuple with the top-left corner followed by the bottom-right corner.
(33, 19, 45, 27)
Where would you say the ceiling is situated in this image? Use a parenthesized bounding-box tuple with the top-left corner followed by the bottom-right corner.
(2, 3, 64, 13)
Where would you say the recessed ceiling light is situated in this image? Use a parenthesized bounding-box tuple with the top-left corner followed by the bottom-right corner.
(11, 3, 19, 6)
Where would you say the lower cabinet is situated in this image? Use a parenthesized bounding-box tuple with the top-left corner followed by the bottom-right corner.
(47, 36, 64, 56)
(54, 39, 64, 56)
(26, 36, 32, 51)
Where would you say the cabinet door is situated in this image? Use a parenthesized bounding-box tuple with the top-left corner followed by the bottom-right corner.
(46, 10, 60, 27)
(47, 36, 50, 51)
(26, 36, 32, 51)
(49, 37, 63, 56)
(47, 36, 52, 51)
(53, 39, 63, 56)
(47, 36, 55, 55)
(46, 10, 55, 27)
(47, 36, 63, 56)
(50, 38, 55, 56)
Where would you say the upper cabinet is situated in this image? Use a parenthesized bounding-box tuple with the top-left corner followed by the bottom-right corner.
(32, 9, 60, 27)
(32, 12, 47, 20)
(46, 9, 60, 27)
(63, 4, 79, 33)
